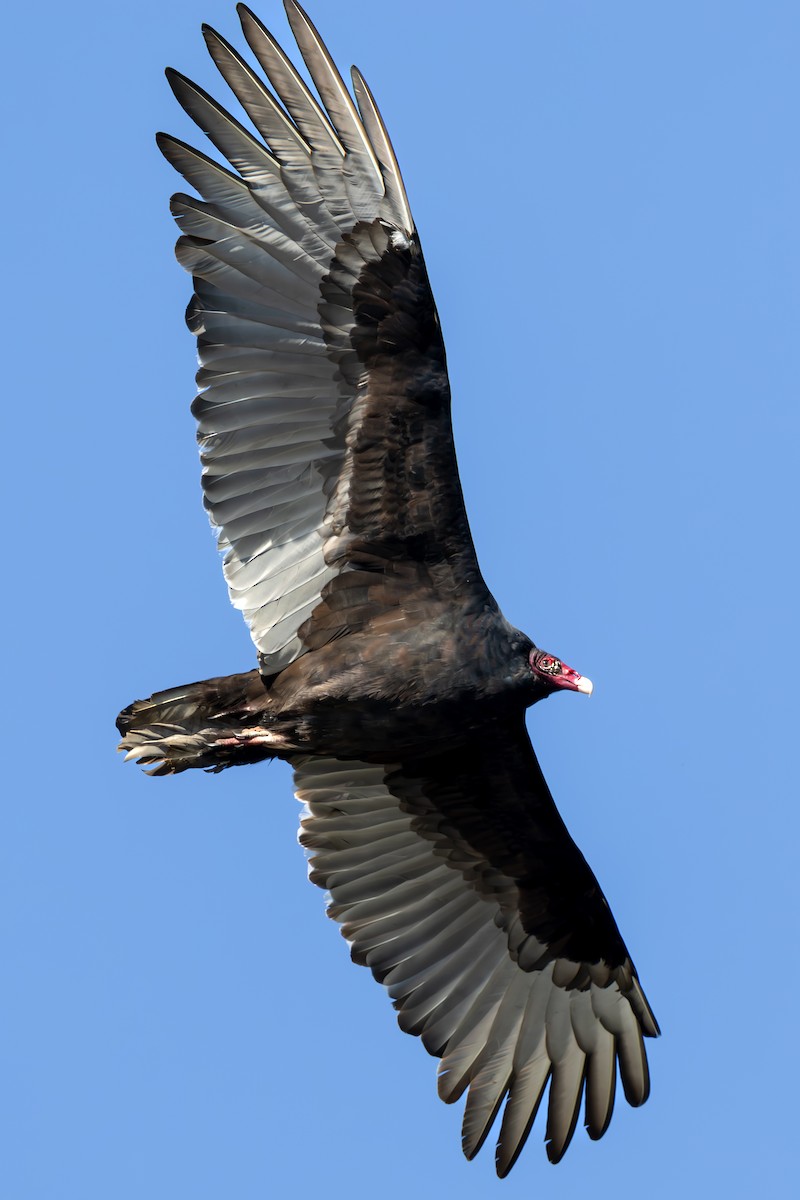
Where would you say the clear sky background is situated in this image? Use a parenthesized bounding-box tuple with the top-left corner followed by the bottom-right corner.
(3, 1, 798, 1196)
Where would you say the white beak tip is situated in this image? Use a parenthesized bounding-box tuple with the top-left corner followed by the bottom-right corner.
(576, 676, 594, 696)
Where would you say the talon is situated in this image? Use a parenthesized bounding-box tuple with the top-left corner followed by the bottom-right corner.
(236, 727, 275, 745)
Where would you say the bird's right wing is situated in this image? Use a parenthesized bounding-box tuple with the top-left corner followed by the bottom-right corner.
(161, 2, 489, 677)
(294, 720, 658, 1176)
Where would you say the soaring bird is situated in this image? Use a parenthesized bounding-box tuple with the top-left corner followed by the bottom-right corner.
(118, 1, 658, 1174)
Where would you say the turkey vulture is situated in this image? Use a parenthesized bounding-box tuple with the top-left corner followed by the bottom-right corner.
(118, 0, 658, 1174)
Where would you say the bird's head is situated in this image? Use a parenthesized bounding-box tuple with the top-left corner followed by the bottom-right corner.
(528, 648, 593, 700)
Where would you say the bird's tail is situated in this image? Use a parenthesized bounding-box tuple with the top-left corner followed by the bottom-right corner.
(117, 670, 279, 775)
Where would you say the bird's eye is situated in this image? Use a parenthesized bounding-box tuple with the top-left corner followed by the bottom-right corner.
(538, 656, 561, 675)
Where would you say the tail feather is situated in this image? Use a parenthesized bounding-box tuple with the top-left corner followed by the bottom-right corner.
(117, 670, 278, 775)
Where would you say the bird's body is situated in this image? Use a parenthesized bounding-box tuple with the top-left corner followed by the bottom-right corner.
(122, 599, 532, 767)
(118, 1, 658, 1174)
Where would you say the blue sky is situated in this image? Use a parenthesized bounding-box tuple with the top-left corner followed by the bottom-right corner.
(3, 1, 798, 1195)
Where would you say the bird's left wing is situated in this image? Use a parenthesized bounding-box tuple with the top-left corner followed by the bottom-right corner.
(294, 721, 658, 1175)
(161, 2, 487, 675)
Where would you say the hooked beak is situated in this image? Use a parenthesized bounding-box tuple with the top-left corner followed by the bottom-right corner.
(559, 663, 594, 695)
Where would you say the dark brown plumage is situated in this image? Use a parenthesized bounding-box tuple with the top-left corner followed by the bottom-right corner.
(118, 1, 658, 1174)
